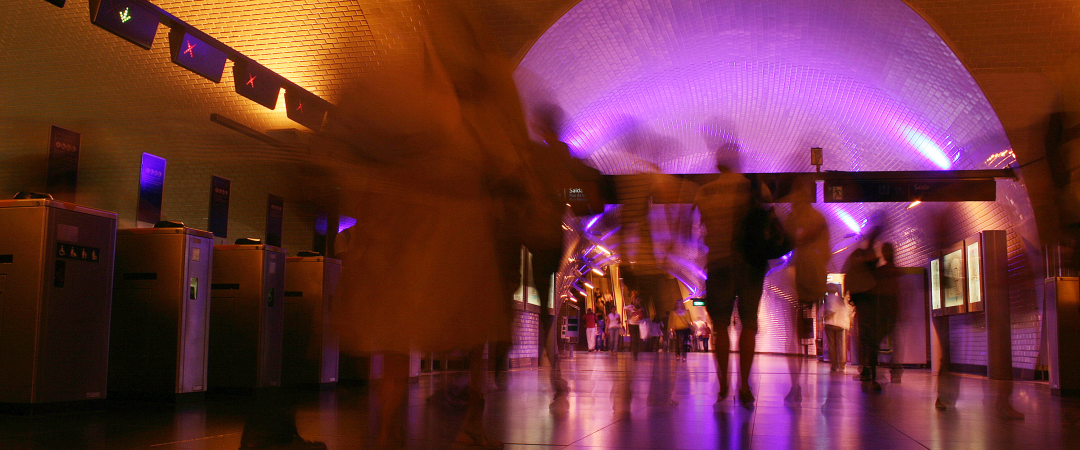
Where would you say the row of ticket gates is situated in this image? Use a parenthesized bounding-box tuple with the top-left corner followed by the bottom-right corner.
(0, 198, 356, 412)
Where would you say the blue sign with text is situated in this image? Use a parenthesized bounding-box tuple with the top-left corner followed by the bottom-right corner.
(137, 153, 167, 227)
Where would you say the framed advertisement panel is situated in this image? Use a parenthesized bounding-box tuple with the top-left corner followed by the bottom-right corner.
(965, 235, 985, 313)
(929, 256, 944, 317)
(940, 240, 967, 315)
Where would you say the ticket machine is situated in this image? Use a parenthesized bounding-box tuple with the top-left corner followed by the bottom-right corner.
(110, 224, 213, 398)
(0, 198, 116, 412)
(282, 254, 341, 387)
(208, 241, 286, 390)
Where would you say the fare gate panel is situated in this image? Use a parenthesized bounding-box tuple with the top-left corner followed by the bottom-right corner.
(209, 244, 286, 390)
(0, 199, 116, 409)
(283, 256, 341, 386)
(111, 227, 213, 396)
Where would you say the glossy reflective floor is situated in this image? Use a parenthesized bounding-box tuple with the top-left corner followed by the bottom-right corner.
(2, 353, 1079, 449)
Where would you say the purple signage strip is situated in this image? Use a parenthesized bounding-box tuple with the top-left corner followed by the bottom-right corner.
(265, 194, 284, 247)
(169, 29, 228, 83)
(46, 125, 81, 202)
(136, 153, 167, 227)
(208, 176, 231, 238)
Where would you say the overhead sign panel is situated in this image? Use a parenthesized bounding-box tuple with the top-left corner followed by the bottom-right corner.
(284, 86, 329, 131)
(90, 0, 160, 50)
(169, 29, 227, 82)
(208, 176, 231, 239)
(823, 179, 996, 203)
(265, 194, 284, 247)
(233, 61, 283, 109)
(46, 125, 81, 202)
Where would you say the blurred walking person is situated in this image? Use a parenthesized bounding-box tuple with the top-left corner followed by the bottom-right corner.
(693, 145, 767, 407)
(320, 2, 542, 447)
(668, 300, 693, 361)
(624, 295, 645, 360)
(822, 284, 853, 373)
(782, 179, 830, 404)
(584, 308, 598, 352)
(843, 213, 885, 392)
(607, 307, 622, 354)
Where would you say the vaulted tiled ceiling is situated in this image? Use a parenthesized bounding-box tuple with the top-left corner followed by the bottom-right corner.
(515, 0, 1015, 175)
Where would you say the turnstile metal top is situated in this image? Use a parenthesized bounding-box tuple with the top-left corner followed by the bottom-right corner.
(118, 227, 213, 238)
(0, 199, 117, 219)
(285, 256, 342, 265)
(215, 244, 286, 254)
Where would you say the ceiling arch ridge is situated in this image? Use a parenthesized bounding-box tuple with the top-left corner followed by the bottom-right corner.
(558, 58, 977, 171)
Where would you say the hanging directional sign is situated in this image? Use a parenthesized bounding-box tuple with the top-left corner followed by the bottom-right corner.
(823, 178, 996, 203)
(169, 29, 227, 82)
(233, 60, 283, 109)
(90, 0, 160, 50)
(284, 86, 329, 131)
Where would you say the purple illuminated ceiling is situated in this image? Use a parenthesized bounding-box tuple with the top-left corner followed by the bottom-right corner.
(515, 0, 1014, 174)
(520, 0, 1041, 354)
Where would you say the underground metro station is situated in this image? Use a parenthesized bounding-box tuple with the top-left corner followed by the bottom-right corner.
(2, 0, 1080, 449)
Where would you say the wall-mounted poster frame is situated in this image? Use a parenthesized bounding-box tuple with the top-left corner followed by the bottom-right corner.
(964, 234, 985, 313)
(940, 240, 968, 315)
(929, 256, 944, 317)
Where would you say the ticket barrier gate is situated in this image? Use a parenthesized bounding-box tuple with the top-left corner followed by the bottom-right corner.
(282, 254, 341, 388)
(1045, 277, 1080, 396)
(209, 242, 286, 390)
(0, 198, 116, 413)
(109, 224, 213, 399)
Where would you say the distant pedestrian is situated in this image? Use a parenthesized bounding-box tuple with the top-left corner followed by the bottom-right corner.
(607, 309, 622, 354)
(584, 308, 598, 352)
(668, 301, 693, 361)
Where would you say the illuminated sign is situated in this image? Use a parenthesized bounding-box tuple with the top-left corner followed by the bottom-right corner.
(91, 0, 160, 50)
(966, 241, 982, 305)
(930, 259, 942, 311)
(136, 153, 167, 227)
(691, 298, 706, 307)
(824, 179, 996, 203)
(942, 248, 964, 308)
(169, 29, 227, 82)
(284, 86, 329, 131)
(233, 60, 283, 109)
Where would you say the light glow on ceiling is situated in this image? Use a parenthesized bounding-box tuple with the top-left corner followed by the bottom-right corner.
(897, 123, 952, 169)
(835, 210, 861, 233)
(517, 0, 1013, 174)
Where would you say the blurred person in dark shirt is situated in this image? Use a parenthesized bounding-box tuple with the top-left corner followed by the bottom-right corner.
(693, 145, 764, 407)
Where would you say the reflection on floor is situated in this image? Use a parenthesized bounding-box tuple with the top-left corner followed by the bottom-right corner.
(1, 353, 1079, 449)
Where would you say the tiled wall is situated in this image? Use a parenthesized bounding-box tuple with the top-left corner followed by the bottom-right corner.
(886, 178, 1043, 372)
(509, 310, 541, 367)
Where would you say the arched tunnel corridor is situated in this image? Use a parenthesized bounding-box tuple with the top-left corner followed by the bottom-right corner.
(1, 1, 1079, 449)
